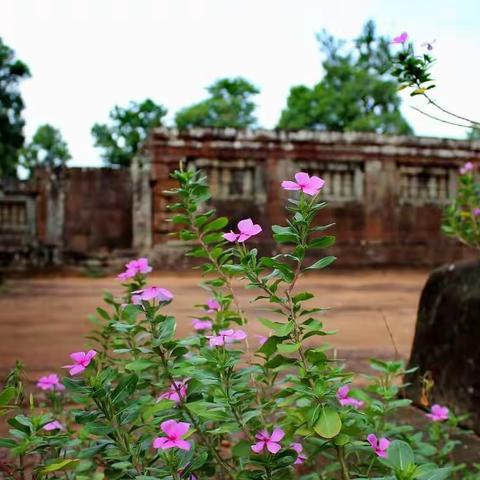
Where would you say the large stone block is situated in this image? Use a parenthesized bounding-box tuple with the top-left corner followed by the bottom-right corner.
(406, 260, 480, 432)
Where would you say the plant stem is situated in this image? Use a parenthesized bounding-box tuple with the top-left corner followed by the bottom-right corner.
(423, 92, 480, 127)
(337, 446, 350, 480)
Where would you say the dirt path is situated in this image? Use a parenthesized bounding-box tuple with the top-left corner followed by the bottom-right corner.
(0, 270, 428, 379)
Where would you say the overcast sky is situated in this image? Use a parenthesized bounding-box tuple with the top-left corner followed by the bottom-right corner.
(1, 0, 479, 166)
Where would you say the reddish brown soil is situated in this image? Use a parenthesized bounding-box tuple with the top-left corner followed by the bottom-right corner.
(0, 270, 428, 380)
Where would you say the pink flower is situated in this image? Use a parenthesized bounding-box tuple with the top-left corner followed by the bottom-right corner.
(473, 208, 480, 216)
(256, 335, 268, 346)
(192, 318, 213, 331)
(192, 318, 213, 330)
(367, 434, 390, 458)
(43, 420, 63, 431)
(251, 428, 285, 454)
(158, 380, 188, 404)
(36, 374, 65, 392)
(223, 218, 262, 243)
(426, 404, 449, 422)
(460, 162, 474, 175)
(152, 420, 191, 451)
(206, 329, 247, 347)
(131, 286, 173, 304)
(63, 350, 97, 376)
(392, 32, 408, 44)
(336, 386, 364, 409)
(117, 257, 152, 280)
(290, 442, 307, 465)
(206, 298, 221, 313)
(281, 172, 325, 196)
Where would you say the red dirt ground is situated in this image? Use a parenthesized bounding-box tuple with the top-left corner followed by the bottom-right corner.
(0, 270, 428, 380)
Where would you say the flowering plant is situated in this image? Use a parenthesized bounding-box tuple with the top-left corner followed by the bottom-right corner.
(442, 161, 480, 250)
(0, 168, 473, 479)
(390, 33, 480, 251)
(389, 31, 479, 133)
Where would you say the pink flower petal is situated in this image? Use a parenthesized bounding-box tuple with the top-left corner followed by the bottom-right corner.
(308, 176, 325, 190)
(270, 427, 285, 442)
(281, 180, 301, 191)
(251, 441, 265, 453)
(256, 430, 269, 441)
(223, 231, 239, 242)
(85, 350, 97, 362)
(294, 172, 310, 186)
(302, 185, 321, 196)
(378, 438, 390, 451)
(290, 442, 303, 454)
(367, 434, 378, 449)
(152, 436, 168, 449)
(266, 441, 281, 454)
(69, 364, 86, 376)
(232, 330, 247, 341)
(238, 218, 255, 232)
(160, 419, 178, 437)
(70, 352, 86, 363)
(172, 421, 190, 437)
(336, 385, 349, 399)
(175, 439, 191, 451)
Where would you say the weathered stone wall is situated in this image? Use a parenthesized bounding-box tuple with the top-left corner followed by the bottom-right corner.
(2, 129, 480, 270)
(0, 167, 132, 270)
(136, 128, 480, 267)
(62, 168, 132, 260)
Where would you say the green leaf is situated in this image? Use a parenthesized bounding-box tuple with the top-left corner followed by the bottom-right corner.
(305, 256, 336, 271)
(309, 236, 336, 249)
(222, 264, 244, 274)
(314, 406, 342, 438)
(292, 292, 314, 303)
(204, 217, 228, 233)
(387, 440, 414, 471)
(415, 467, 452, 480)
(96, 307, 110, 320)
(154, 316, 176, 344)
(232, 439, 252, 457)
(277, 343, 301, 354)
(0, 387, 15, 406)
(258, 318, 293, 337)
(41, 459, 80, 473)
(273, 233, 298, 244)
(125, 359, 156, 372)
(0, 438, 17, 448)
(186, 401, 226, 421)
(258, 336, 282, 356)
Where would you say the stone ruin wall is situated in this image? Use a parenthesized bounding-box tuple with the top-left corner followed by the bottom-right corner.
(0, 167, 132, 271)
(134, 128, 480, 268)
(2, 129, 480, 271)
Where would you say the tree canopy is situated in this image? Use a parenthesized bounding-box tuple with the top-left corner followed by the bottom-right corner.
(91, 99, 167, 167)
(20, 124, 71, 175)
(0, 37, 30, 177)
(175, 77, 259, 130)
(277, 20, 413, 135)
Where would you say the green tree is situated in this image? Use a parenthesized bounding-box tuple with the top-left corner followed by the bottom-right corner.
(92, 99, 167, 166)
(277, 20, 412, 135)
(0, 37, 31, 177)
(467, 128, 480, 140)
(175, 77, 260, 130)
(20, 124, 71, 175)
